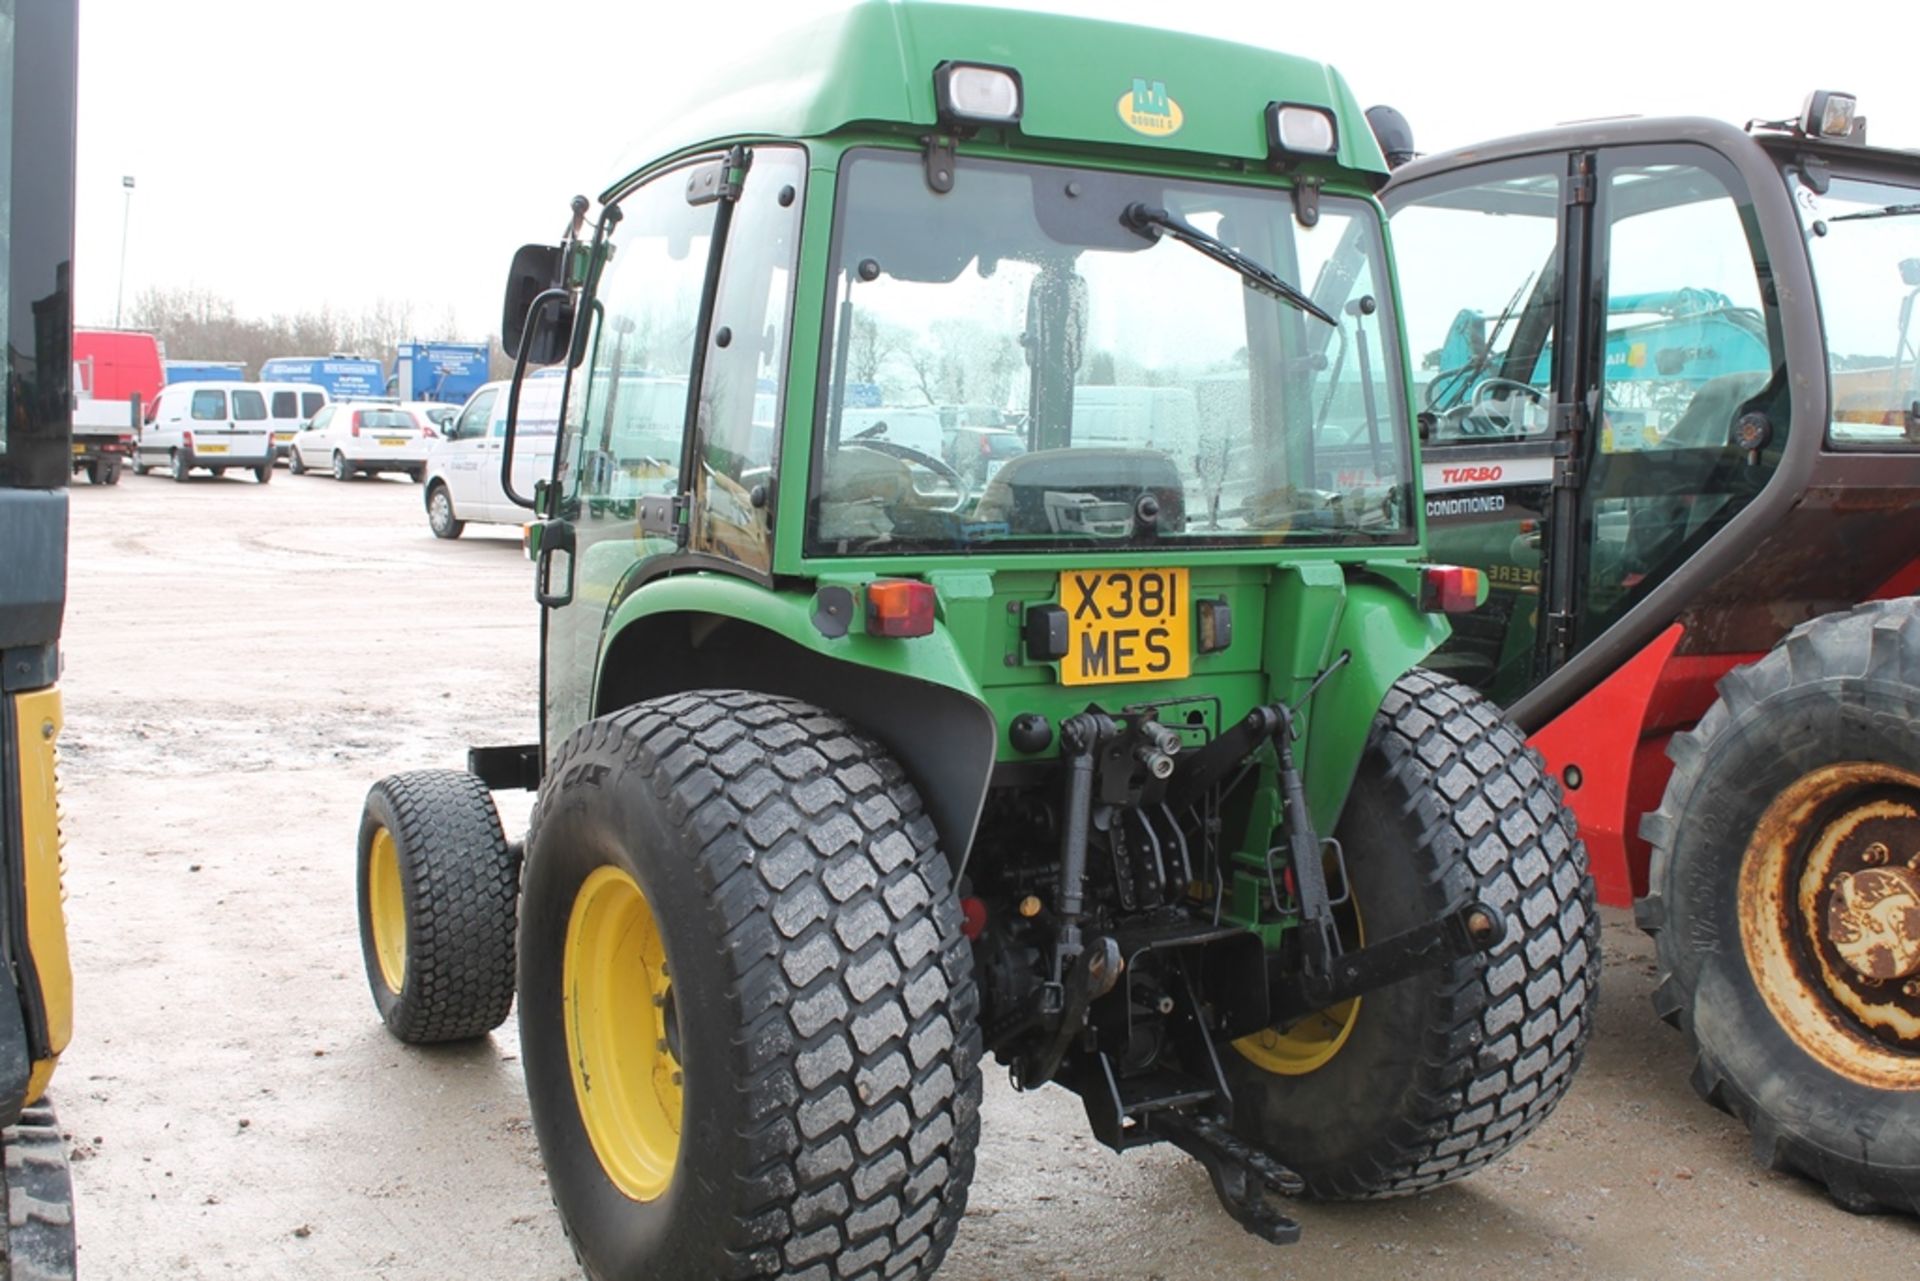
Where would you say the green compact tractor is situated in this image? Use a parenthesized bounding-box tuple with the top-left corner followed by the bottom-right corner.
(1365, 95, 1920, 1213)
(355, 6, 1597, 1275)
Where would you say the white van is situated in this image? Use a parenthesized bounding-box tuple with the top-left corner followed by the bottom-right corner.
(262, 383, 329, 463)
(134, 381, 276, 483)
(422, 377, 566, 538)
(1070, 385, 1200, 462)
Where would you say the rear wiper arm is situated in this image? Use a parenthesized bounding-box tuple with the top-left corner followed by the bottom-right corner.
(1122, 203, 1336, 325)
(1831, 202, 1920, 223)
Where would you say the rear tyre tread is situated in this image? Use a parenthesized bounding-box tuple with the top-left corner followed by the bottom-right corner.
(530, 692, 982, 1281)
(1294, 669, 1597, 1199)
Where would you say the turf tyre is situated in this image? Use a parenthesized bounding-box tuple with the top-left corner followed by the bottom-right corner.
(1225, 668, 1599, 1197)
(356, 770, 518, 1044)
(1638, 597, 1920, 1214)
(0, 1104, 75, 1280)
(519, 691, 983, 1281)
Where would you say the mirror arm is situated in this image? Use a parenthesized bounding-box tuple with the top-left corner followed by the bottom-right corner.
(501, 289, 571, 510)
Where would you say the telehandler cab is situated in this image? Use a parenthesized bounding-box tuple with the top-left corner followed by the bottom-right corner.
(355, 6, 1598, 1276)
(1372, 93, 1920, 1214)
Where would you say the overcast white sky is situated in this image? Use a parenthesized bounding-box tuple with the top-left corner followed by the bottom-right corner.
(74, 0, 1920, 344)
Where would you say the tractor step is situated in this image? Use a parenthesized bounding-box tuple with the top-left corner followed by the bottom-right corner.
(1157, 1111, 1305, 1245)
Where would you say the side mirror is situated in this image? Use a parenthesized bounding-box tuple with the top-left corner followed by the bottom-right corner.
(503, 244, 572, 368)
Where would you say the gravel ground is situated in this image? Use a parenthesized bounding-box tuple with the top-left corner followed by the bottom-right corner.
(49, 471, 1920, 1278)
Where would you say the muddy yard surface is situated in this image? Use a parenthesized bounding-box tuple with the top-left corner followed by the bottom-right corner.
(51, 473, 1918, 1278)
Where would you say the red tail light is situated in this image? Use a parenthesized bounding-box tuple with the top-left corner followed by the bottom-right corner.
(1419, 565, 1484, 614)
(866, 579, 936, 637)
(421, 422, 438, 439)
(350, 411, 362, 438)
(182, 430, 194, 449)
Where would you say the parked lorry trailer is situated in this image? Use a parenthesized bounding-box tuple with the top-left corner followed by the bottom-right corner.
(71, 328, 162, 485)
(389, 340, 489, 404)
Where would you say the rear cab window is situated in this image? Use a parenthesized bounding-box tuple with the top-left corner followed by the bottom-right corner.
(231, 390, 267, 420)
(190, 390, 228, 420)
(271, 391, 297, 418)
(301, 392, 325, 418)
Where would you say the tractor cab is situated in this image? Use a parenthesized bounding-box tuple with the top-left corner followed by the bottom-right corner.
(1373, 94, 1920, 716)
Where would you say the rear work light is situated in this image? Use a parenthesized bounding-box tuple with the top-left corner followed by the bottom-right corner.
(1420, 565, 1485, 615)
(1800, 90, 1858, 139)
(934, 62, 1023, 126)
(1267, 103, 1338, 157)
(866, 579, 936, 638)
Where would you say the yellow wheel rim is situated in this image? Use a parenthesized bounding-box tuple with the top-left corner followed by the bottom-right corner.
(1233, 865, 1364, 1076)
(564, 865, 683, 1201)
(367, 827, 407, 994)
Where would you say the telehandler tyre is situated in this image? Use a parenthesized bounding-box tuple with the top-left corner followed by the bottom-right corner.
(356, 770, 519, 1044)
(518, 692, 982, 1281)
(1226, 669, 1599, 1196)
(1640, 597, 1920, 1214)
(0, 1105, 76, 1280)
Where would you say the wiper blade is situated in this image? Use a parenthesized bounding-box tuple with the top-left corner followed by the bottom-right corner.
(1122, 203, 1336, 325)
(1830, 202, 1920, 223)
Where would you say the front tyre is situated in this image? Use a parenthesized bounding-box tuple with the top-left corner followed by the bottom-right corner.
(1226, 669, 1598, 1197)
(519, 692, 982, 1281)
(288, 448, 307, 476)
(356, 770, 519, 1044)
(426, 482, 464, 540)
(1640, 599, 1920, 1213)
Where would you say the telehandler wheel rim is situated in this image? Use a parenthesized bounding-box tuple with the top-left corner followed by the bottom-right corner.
(564, 865, 682, 1201)
(1740, 761, 1920, 1089)
(367, 826, 408, 994)
(1233, 877, 1363, 1076)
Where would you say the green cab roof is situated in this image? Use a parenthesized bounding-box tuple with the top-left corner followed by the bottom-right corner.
(605, 1, 1386, 191)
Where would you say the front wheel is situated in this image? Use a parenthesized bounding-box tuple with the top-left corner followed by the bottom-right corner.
(519, 692, 982, 1280)
(356, 770, 519, 1043)
(426, 482, 464, 540)
(1640, 598, 1920, 1213)
(288, 449, 307, 476)
(1226, 668, 1598, 1197)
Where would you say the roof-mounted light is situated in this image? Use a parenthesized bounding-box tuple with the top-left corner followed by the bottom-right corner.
(934, 62, 1023, 126)
(1267, 103, 1338, 158)
(1801, 90, 1858, 139)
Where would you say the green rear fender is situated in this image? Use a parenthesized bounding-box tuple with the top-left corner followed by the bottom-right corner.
(594, 574, 998, 867)
(1301, 573, 1452, 832)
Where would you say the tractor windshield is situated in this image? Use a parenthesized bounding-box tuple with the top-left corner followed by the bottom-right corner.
(808, 149, 1414, 555)
(1796, 168, 1920, 447)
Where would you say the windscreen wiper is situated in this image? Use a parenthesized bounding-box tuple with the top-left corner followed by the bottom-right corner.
(1122, 203, 1335, 325)
(1831, 202, 1920, 222)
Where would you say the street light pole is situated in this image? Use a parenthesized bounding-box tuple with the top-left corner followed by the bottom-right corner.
(114, 175, 134, 328)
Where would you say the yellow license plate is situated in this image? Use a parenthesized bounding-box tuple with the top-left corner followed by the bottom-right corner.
(71, 444, 86, 455)
(378, 438, 408, 447)
(199, 444, 229, 454)
(1058, 568, 1190, 686)
(274, 431, 295, 443)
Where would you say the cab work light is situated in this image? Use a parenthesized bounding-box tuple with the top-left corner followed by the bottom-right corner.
(1800, 90, 1857, 139)
(1267, 103, 1338, 157)
(1419, 565, 1485, 615)
(866, 579, 937, 638)
(934, 62, 1023, 126)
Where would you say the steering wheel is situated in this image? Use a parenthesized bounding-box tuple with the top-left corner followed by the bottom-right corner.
(1468, 377, 1547, 416)
(849, 439, 968, 513)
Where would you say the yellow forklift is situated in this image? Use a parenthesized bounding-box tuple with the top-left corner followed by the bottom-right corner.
(0, 2, 81, 1274)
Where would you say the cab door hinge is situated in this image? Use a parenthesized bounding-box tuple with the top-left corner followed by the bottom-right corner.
(1544, 610, 1576, 650)
(638, 492, 689, 541)
(923, 133, 958, 194)
(1566, 154, 1596, 206)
